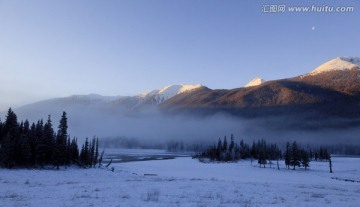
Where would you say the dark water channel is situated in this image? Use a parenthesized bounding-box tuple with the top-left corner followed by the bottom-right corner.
(103, 149, 191, 163)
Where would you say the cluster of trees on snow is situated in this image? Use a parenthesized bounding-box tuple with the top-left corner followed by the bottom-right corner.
(0, 108, 101, 169)
(195, 135, 333, 172)
(195, 136, 282, 168)
(79, 137, 101, 168)
(284, 142, 310, 170)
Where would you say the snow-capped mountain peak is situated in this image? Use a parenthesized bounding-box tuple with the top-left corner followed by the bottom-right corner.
(139, 84, 203, 103)
(244, 77, 265, 88)
(138, 90, 160, 98)
(307, 57, 360, 76)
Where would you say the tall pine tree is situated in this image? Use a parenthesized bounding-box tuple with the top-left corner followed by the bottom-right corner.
(222, 136, 227, 152)
(37, 115, 55, 166)
(94, 138, 99, 168)
(69, 137, 79, 164)
(300, 149, 310, 170)
(0, 108, 19, 168)
(54, 112, 68, 169)
(290, 141, 301, 170)
(0, 119, 3, 143)
(284, 142, 291, 169)
(229, 134, 235, 152)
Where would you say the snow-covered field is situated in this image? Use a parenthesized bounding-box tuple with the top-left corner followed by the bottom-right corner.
(0, 150, 359, 207)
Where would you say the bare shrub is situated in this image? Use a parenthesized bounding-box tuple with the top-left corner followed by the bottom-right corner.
(144, 189, 160, 202)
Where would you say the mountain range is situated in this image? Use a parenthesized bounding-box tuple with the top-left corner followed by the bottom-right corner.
(5, 57, 360, 137)
(163, 57, 360, 116)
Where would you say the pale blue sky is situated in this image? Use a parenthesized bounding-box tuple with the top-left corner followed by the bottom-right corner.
(0, 0, 359, 110)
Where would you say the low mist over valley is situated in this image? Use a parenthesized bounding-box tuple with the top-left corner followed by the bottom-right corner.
(2, 57, 360, 147)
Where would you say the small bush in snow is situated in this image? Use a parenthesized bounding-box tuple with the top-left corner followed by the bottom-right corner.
(144, 189, 160, 202)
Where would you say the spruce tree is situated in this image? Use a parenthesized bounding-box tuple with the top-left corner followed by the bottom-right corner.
(80, 138, 90, 167)
(239, 140, 250, 159)
(314, 150, 319, 161)
(38, 115, 55, 166)
(80, 144, 85, 166)
(84, 138, 89, 166)
(329, 155, 333, 173)
(284, 142, 291, 169)
(88, 142, 93, 166)
(240, 139, 245, 158)
(324, 148, 330, 162)
(229, 134, 235, 152)
(222, 136, 227, 152)
(19, 121, 24, 134)
(250, 141, 257, 164)
(94, 138, 99, 167)
(234, 143, 240, 160)
(276, 148, 281, 170)
(23, 120, 30, 135)
(90, 137, 96, 167)
(69, 137, 79, 164)
(4, 108, 19, 136)
(290, 141, 301, 170)
(309, 148, 313, 160)
(35, 120, 44, 141)
(268, 143, 279, 168)
(216, 138, 222, 160)
(58, 112, 68, 140)
(0, 108, 19, 168)
(54, 112, 68, 169)
(0, 118, 3, 143)
(228, 134, 235, 160)
(66, 137, 71, 164)
(300, 149, 310, 170)
(34, 120, 44, 165)
(257, 140, 267, 168)
(28, 123, 37, 165)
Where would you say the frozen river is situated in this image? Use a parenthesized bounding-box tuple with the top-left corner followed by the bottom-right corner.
(103, 148, 191, 163)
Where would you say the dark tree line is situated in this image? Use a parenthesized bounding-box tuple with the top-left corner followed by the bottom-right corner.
(196, 135, 333, 172)
(0, 108, 99, 169)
